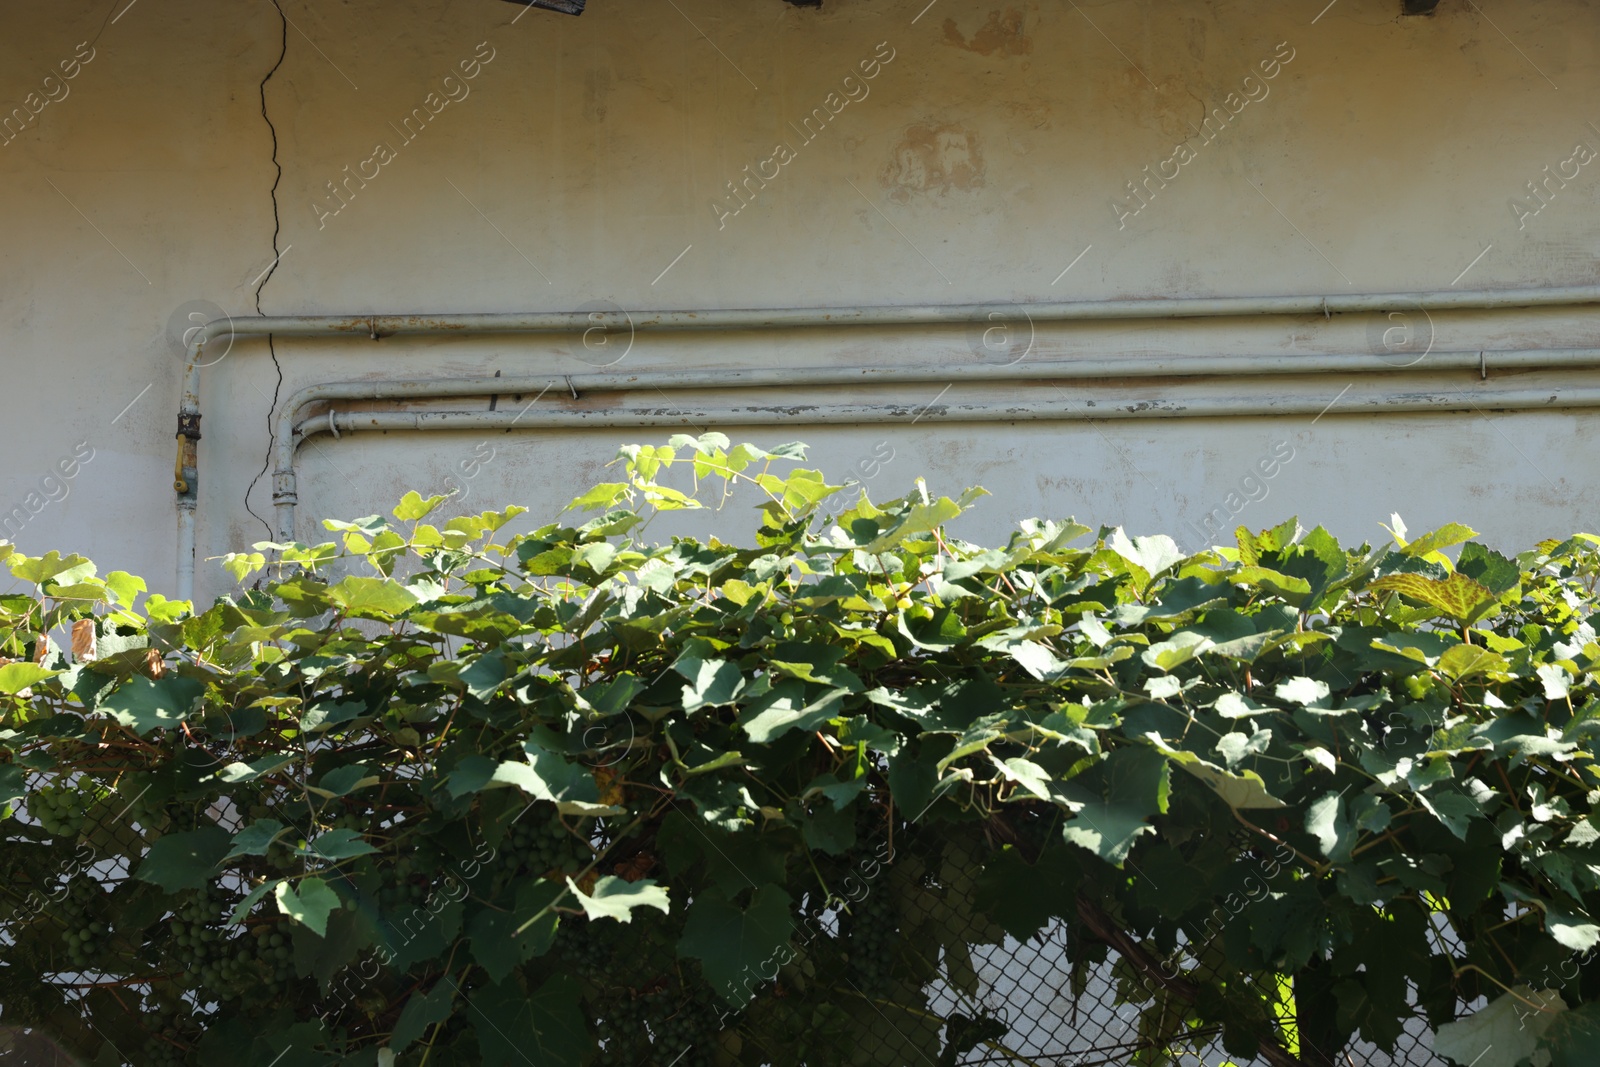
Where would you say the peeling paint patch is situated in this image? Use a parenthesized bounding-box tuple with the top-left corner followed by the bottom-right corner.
(882, 122, 984, 200)
(942, 8, 1031, 56)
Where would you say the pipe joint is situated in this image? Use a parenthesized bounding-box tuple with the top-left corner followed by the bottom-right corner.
(271, 469, 299, 505)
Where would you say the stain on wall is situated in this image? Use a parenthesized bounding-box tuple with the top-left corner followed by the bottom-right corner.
(882, 122, 985, 200)
(942, 8, 1032, 57)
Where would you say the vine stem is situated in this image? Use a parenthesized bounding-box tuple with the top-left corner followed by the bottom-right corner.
(414, 946, 462, 1067)
(1231, 808, 1326, 877)
(1453, 963, 1565, 1013)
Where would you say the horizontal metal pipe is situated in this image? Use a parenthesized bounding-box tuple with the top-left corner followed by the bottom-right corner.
(181, 284, 1600, 412)
(271, 348, 1600, 409)
(271, 381, 1592, 542)
(269, 346, 1600, 477)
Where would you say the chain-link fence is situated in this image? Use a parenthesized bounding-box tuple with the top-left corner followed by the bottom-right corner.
(2, 773, 1467, 1067)
(720, 830, 1461, 1067)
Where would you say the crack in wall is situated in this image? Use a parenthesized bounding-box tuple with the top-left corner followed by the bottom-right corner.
(245, 0, 289, 540)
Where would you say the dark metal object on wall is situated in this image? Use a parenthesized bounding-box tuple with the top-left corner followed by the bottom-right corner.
(499, 0, 585, 15)
(1402, 0, 1440, 13)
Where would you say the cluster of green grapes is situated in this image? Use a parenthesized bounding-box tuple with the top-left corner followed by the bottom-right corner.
(327, 809, 369, 833)
(125, 782, 209, 836)
(168, 889, 281, 997)
(377, 850, 440, 911)
(123, 783, 166, 832)
(265, 838, 301, 871)
(559, 911, 725, 1066)
(485, 807, 589, 893)
(138, 1003, 193, 1067)
(592, 985, 722, 1067)
(843, 888, 900, 994)
(31, 782, 104, 838)
(51, 878, 105, 970)
(556, 914, 624, 986)
(240, 921, 298, 995)
(643, 989, 723, 1067)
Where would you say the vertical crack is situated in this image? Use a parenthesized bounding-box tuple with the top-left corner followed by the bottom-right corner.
(245, 0, 289, 541)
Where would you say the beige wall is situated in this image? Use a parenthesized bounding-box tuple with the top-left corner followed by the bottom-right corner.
(2, 0, 1599, 598)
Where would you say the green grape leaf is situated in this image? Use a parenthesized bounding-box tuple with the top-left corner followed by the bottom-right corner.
(325, 576, 419, 619)
(274, 877, 341, 937)
(0, 663, 59, 694)
(1370, 572, 1498, 625)
(225, 819, 289, 860)
(393, 491, 446, 521)
(474, 977, 589, 1067)
(677, 885, 794, 1006)
(565, 875, 670, 923)
(0, 764, 25, 807)
(1434, 988, 1566, 1067)
(95, 675, 205, 736)
(134, 826, 231, 892)
(299, 828, 378, 861)
(1061, 801, 1158, 866)
(469, 881, 563, 983)
(390, 979, 456, 1055)
(1540, 1002, 1600, 1067)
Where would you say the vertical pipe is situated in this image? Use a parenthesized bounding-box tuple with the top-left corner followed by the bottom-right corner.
(174, 427, 199, 601)
(272, 466, 298, 543)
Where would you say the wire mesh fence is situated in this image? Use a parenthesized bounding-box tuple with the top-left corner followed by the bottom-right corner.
(707, 829, 1461, 1067)
(1, 772, 1467, 1067)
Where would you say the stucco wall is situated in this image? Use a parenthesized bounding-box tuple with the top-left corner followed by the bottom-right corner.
(2, 0, 1599, 599)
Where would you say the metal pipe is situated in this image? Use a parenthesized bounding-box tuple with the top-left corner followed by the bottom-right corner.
(175, 282, 1600, 596)
(265, 345, 1600, 529)
(179, 283, 1600, 412)
(269, 379, 1592, 542)
(261, 347, 1600, 406)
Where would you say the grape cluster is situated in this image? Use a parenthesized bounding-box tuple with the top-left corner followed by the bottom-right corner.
(123, 780, 183, 834)
(124, 783, 208, 836)
(328, 809, 369, 833)
(556, 914, 623, 985)
(843, 888, 900, 993)
(560, 918, 723, 1066)
(377, 852, 436, 911)
(169, 890, 277, 997)
(643, 989, 722, 1067)
(241, 921, 298, 994)
(138, 1004, 193, 1067)
(592, 986, 722, 1067)
(487, 807, 587, 893)
(32, 783, 97, 838)
(52, 878, 105, 970)
(1010, 808, 1057, 857)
